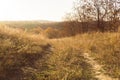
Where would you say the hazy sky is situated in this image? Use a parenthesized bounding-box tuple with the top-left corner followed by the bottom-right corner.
(0, 0, 74, 21)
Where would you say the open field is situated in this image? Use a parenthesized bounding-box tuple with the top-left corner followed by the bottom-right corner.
(0, 25, 120, 80)
(0, 0, 119, 79)
(50, 32, 120, 79)
(0, 21, 62, 29)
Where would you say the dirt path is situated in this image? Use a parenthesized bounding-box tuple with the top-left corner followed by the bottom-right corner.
(83, 53, 118, 80)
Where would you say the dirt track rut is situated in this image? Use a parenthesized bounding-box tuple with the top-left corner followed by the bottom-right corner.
(83, 53, 118, 80)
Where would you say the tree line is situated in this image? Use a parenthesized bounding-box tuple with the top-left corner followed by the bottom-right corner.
(26, 0, 120, 38)
(63, 0, 120, 33)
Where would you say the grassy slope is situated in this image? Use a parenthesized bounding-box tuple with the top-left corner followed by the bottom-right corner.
(47, 32, 120, 79)
(0, 26, 51, 80)
(68, 32, 120, 78)
(0, 25, 120, 79)
(0, 26, 96, 80)
(0, 21, 62, 30)
(47, 38, 95, 80)
(80, 33, 120, 78)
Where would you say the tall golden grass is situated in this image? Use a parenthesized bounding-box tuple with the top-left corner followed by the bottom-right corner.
(49, 32, 120, 79)
(0, 25, 120, 79)
(0, 25, 50, 80)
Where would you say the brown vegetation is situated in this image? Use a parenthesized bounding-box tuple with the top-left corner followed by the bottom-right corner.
(0, 23, 120, 79)
(0, 26, 51, 80)
(63, 0, 120, 34)
(0, 0, 119, 79)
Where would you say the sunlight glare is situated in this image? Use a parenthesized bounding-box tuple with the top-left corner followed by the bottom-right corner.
(0, 0, 74, 21)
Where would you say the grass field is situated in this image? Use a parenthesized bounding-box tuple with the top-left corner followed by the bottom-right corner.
(0, 25, 120, 80)
(0, 21, 62, 30)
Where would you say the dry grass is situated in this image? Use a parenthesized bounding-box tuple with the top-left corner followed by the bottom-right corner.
(77, 32, 120, 78)
(0, 25, 50, 80)
(49, 32, 120, 79)
(0, 25, 120, 79)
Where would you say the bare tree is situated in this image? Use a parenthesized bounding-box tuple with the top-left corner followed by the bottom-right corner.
(64, 0, 120, 32)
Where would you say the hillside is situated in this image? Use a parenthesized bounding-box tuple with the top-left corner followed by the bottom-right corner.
(0, 25, 120, 80)
(49, 33, 120, 79)
(0, 26, 51, 80)
(0, 21, 63, 30)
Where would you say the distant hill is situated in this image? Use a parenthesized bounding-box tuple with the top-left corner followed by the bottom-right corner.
(0, 20, 63, 30)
